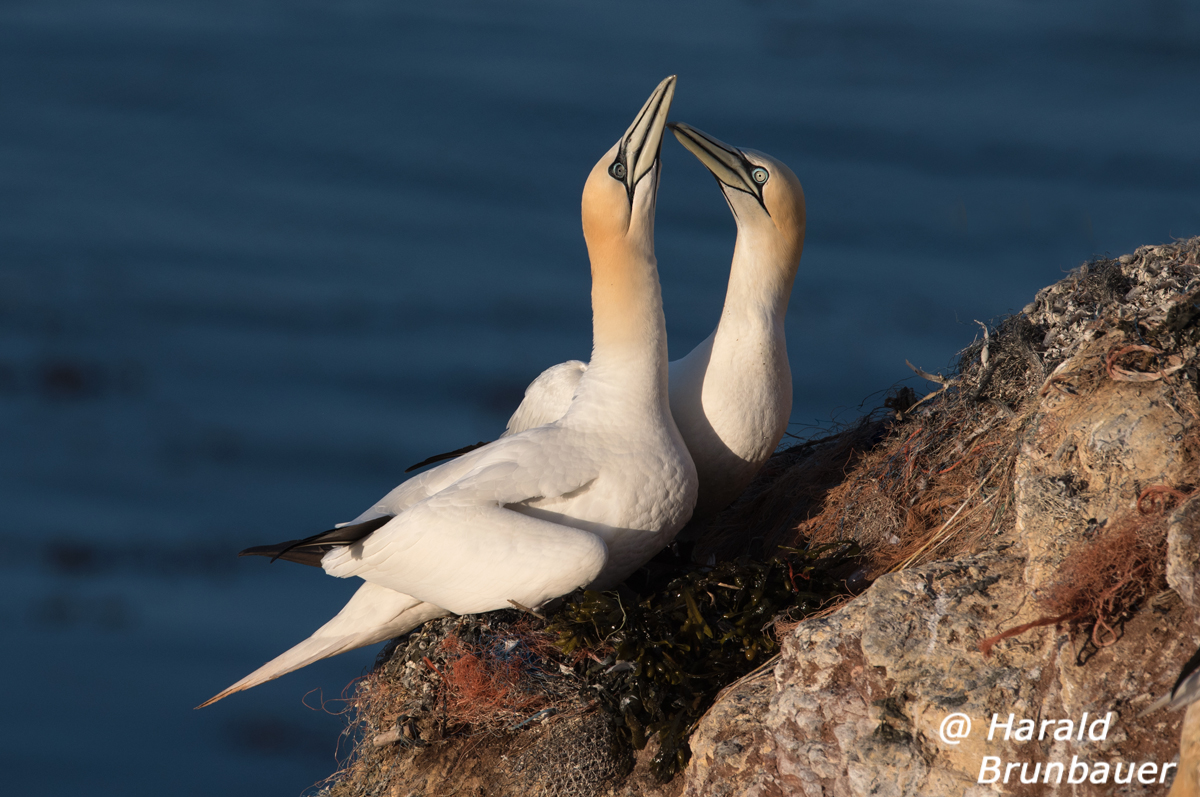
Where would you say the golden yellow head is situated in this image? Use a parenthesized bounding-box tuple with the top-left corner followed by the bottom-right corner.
(744, 148, 806, 264)
(669, 123, 806, 269)
(581, 76, 676, 265)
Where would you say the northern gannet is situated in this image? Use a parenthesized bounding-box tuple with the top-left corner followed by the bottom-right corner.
(200, 76, 696, 707)
(497, 124, 806, 519)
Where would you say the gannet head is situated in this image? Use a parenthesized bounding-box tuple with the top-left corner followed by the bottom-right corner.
(581, 76, 676, 264)
(669, 122, 806, 271)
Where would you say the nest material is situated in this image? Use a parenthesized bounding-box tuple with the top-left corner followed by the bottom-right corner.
(320, 539, 860, 796)
(548, 541, 859, 780)
(320, 612, 623, 797)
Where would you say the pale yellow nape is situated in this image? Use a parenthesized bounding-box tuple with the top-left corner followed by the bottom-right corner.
(749, 149, 807, 272)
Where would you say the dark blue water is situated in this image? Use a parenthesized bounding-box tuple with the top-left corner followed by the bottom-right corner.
(2, 1, 1197, 794)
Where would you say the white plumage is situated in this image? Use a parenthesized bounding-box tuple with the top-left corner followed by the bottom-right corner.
(503, 359, 587, 436)
(200, 75, 695, 707)
(504, 123, 806, 519)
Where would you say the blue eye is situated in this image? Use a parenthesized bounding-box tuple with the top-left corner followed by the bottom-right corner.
(751, 167, 769, 184)
(609, 162, 627, 180)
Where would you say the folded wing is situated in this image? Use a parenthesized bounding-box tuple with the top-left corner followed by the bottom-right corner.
(503, 360, 587, 436)
(322, 455, 607, 614)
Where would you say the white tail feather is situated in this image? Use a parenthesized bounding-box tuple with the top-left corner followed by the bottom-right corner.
(198, 583, 448, 708)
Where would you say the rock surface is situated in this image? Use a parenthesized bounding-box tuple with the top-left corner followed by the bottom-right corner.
(680, 240, 1200, 796)
(685, 551, 1197, 796)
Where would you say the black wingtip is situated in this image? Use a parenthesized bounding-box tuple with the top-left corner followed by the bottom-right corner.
(404, 440, 491, 473)
(238, 544, 292, 563)
(236, 515, 395, 569)
(238, 543, 330, 568)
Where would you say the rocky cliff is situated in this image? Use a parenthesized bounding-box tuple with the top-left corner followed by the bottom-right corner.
(321, 238, 1200, 797)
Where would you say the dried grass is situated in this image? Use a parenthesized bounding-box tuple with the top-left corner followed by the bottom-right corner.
(772, 319, 1038, 578)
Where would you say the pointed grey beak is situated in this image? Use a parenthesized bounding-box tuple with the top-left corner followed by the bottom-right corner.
(669, 122, 767, 207)
(612, 76, 676, 199)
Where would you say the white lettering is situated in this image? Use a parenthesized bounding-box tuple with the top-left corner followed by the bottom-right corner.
(1090, 762, 1110, 783)
(1043, 761, 1064, 784)
(1163, 762, 1178, 783)
(1138, 763, 1158, 784)
(1014, 719, 1035, 741)
(1068, 756, 1088, 784)
(1004, 762, 1021, 784)
(1020, 762, 1042, 784)
(1114, 762, 1134, 784)
(988, 713, 1013, 740)
(1053, 719, 1074, 741)
(1088, 712, 1112, 741)
(1077, 712, 1088, 740)
(978, 756, 1001, 783)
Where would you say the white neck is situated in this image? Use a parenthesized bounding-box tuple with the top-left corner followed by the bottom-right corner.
(574, 243, 671, 419)
(716, 224, 797, 337)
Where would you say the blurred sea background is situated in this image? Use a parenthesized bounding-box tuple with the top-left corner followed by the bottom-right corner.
(1, 0, 1198, 794)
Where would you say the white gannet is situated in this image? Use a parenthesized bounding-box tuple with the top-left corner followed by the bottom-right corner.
(200, 76, 696, 707)
(497, 124, 806, 519)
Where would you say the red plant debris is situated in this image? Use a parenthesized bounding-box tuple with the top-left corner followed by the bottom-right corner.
(436, 633, 548, 731)
(980, 485, 1189, 656)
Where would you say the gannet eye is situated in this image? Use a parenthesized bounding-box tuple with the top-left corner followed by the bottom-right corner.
(609, 162, 627, 180)
(751, 167, 769, 184)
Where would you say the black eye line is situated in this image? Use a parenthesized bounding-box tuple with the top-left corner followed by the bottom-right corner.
(733, 151, 770, 215)
(613, 150, 634, 205)
(677, 125, 770, 215)
(716, 175, 741, 224)
(610, 147, 633, 206)
(625, 90, 666, 178)
(613, 88, 670, 205)
(722, 181, 771, 217)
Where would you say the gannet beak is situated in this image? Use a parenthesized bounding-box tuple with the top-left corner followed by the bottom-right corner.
(669, 122, 768, 210)
(613, 75, 676, 201)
